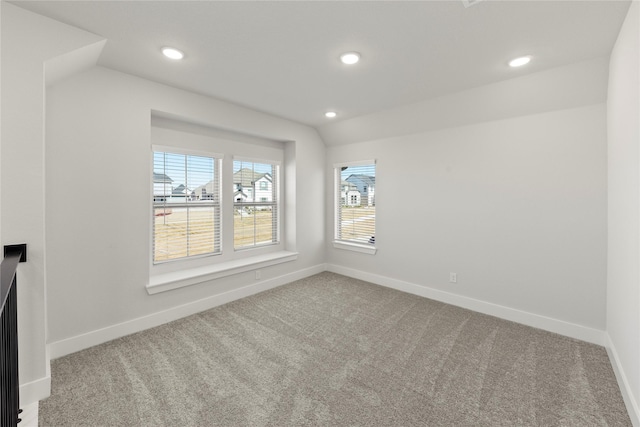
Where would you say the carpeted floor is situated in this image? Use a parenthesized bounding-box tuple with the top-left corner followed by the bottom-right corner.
(40, 272, 632, 426)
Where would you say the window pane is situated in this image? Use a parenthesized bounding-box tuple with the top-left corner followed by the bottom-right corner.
(234, 208, 257, 247)
(153, 151, 220, 262)
(233, 206, 275, 247)
(185, 206, 217, 255)
(153, 206, 218, 261)
(336, 163, 376, 245)
(187, 156, 215, 203)
(339, 206, 376, 243)
(233, 160, 278, 249)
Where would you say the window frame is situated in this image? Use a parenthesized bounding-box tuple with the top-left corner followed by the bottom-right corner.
(233, 157, 281, 251)
(333, 160, 377, 255)
(152, 146, 223, 264)
(148, 120, 296, 295)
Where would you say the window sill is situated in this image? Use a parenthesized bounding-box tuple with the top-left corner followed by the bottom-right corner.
(333, 241, 377, 255)
(147, 251, 298, 295)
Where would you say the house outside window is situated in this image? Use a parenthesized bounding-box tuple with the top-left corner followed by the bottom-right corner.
(334, 161, 376, 250)
(153, 150, 221, 263)
(233, 159, 279, 250)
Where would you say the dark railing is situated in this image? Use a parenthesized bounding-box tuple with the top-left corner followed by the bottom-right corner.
(1, 244, 26, 427)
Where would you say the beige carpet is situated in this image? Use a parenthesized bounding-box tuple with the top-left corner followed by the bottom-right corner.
(40, 272, 631, 426)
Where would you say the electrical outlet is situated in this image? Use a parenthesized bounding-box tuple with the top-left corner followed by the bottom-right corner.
(255, 270, 261, 280)
(449, 272, 457, 283)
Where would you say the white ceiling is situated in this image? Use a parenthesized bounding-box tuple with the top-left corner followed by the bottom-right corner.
(12, 0, 631, 128)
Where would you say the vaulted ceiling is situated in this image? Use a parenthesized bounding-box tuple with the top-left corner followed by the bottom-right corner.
(13, 0, 631, 127)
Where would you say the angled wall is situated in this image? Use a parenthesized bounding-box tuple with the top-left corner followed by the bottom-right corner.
(318, 57, 609, 147)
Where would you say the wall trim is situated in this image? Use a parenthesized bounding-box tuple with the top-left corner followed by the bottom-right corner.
(147, 251, 298, 294)
(49, 263, 325, 359)
(605, 333, 640, 426)
(20, 374, 50, 406)
(326, 264, 606, 346)
(20, 344, 52, 405)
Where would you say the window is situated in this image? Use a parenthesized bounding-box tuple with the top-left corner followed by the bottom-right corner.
(153, 150, 221, 262)
(233, 159, 279, 250)
(335, 161, 376, 249)
(148, 120, 295, 294)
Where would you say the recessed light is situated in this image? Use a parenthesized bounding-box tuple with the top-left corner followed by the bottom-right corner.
(162, 47, 184, 60)
(325, 111, 337, 118)
(340, 52, 360, 65)
(509, 56, 531, 67)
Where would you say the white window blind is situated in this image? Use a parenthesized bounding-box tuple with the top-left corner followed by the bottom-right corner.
(233, 159, 279, 250)
(335, 162, 376, 246)
(153, 150, 221, 263)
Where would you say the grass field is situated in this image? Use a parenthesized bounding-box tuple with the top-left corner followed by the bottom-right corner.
(154, 207, 276, 262)
(339, 206, 376, 243)
(154, 205, 374, 262)
(234, 208, 276, 249)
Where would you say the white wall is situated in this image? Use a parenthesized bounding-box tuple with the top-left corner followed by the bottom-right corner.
(44, 65, 325, 350)
(325, 58, 610, 342)
(607, 1, 640, 423)
(1, 3, 105, 403)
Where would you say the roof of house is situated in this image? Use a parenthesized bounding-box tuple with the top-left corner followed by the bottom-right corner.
(172, 184, 192, 195)
(341, 180, 358, 191)
(233, 168, 272, 188)
(192, 181, 218, 196)
(153, 172, 173, 183)
(346, 174, 375, 187)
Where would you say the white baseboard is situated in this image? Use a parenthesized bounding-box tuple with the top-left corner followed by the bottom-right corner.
(326, 264, 606, 346)
(19, 402, 39, 427)
(49, 264, 325, 359)
(20, 345, 51, 405)
(19, 374, 50, 406)
(605, 334, 640, 427)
